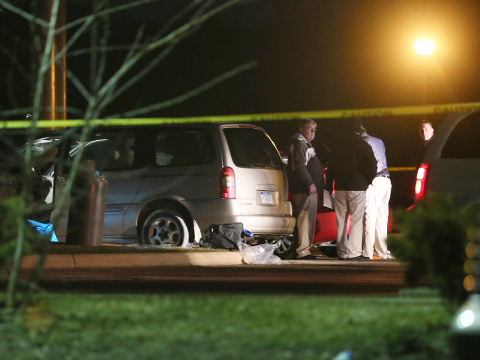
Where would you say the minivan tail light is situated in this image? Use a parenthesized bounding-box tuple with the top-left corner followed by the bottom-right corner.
(414, 163, 430, 202)
(219, 166, 236, 199)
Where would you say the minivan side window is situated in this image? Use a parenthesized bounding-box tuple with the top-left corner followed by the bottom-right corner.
(155, 128, 214, 167)
(223, 128, 284, 170)
(441, 114, 480, 159)
(81, 131, 135, 171)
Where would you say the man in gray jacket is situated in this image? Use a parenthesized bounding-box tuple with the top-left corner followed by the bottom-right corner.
(287, 119, 324, 260)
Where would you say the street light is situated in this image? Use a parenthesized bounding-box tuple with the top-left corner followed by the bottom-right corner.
(413, 39, 435, 106)
(413, 39, 435, 56)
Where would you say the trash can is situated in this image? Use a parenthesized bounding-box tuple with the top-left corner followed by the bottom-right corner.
(66, 159, 108, 246)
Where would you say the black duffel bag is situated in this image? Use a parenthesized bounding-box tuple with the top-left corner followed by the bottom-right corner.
(200, 222, 244, 249)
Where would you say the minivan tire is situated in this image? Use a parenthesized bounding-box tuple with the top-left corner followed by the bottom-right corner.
(140, 209, 189, 247)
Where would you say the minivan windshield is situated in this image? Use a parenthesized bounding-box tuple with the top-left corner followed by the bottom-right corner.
(223, 127, 284, 170)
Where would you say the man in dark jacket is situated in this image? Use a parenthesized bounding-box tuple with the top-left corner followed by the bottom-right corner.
(325, 118, 377, 260)
(287, 119, 324, 260)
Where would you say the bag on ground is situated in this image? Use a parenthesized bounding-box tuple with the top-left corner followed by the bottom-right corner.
(200, 222, 244, 249)
(26, 219, 58, 242)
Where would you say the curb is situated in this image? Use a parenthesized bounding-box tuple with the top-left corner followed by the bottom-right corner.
(20, 251, 245, 270)
(19, 252, 402, 270)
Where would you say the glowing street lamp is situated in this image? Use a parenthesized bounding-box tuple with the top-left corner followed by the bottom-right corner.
(413, 39, 435, 106)
(413, 39, 435, 56)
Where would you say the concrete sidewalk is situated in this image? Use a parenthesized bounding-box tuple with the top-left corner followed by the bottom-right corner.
(20, 251, 245, 269)
(17, 238, 404, 270)
(20, 249, 400, 270)
(16, 245, 409, 296)
(18, 251, 408, 296)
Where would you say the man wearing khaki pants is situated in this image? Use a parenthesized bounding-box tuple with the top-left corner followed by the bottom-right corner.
(325, 118, 377, 260)
(361, 126, 393, 259)
(287, 119, 324, 260)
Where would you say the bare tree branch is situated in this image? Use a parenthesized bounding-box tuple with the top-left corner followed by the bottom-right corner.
(56, 0, 162, 35)
(0, 1, 49, 27)
(92, 0, 244, 119)
(5, 0, 62, 310)
(96, 0, 216, 112)
(113, 61, 258, 118)
(90, 0, 110, 97)
(1, 0, 249, 120)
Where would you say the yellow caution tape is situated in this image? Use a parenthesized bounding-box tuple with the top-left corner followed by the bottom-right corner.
(388, 167, 417, 172)
(198, 101, 480, 122)
(2, 101, 480, 129)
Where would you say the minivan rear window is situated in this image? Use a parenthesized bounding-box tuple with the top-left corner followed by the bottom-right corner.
(223, 128, 284, 170)
(441, 114, 480, 159)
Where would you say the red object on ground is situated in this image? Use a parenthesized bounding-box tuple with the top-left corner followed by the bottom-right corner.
(312, 204, 393, 244)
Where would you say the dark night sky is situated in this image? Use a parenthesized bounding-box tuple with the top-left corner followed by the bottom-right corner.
(71, 0, 480, 156)
(4, 1, 480, 130)
(133, 0, 480, 115)
(110, 0, 480, 167)
(3, 0, 480, 206)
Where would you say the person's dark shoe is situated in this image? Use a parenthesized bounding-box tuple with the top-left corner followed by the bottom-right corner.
(297, 254, 320, 260)
(349, 255, 371, 261)
(338, 256, 371, 261)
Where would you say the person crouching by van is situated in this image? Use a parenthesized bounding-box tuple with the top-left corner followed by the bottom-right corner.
(325, 118, 377, 260)
(287, 119, 324, 260)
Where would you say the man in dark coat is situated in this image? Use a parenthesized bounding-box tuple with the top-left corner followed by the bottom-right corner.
(325, 118, 377, 260)
(287, 119, 324, 260)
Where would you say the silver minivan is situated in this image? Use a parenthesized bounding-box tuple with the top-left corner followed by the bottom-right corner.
(43, 123, 295, 253)
(414, 112, 480, 212)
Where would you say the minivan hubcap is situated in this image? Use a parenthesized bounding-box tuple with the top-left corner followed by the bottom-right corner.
(148, 218, 180, 246)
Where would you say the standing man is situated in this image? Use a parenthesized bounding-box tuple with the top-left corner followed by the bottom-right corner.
(287, 119, 324, 260)
(419, 120, 435, 146)
(415, 120, 436, 170)
(325, 118, 377, 260)
(360, 126, 393, 259)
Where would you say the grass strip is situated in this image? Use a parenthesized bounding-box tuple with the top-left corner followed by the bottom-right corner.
(0, 291, 454, 360)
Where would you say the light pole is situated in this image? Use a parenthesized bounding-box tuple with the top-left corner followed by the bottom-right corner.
(38, 0, 67, 123)
(413, 39, 435, 106)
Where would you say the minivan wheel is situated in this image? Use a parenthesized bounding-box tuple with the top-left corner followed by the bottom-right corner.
(268, 236, 295, 259)
(140, 210, 189, 247)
